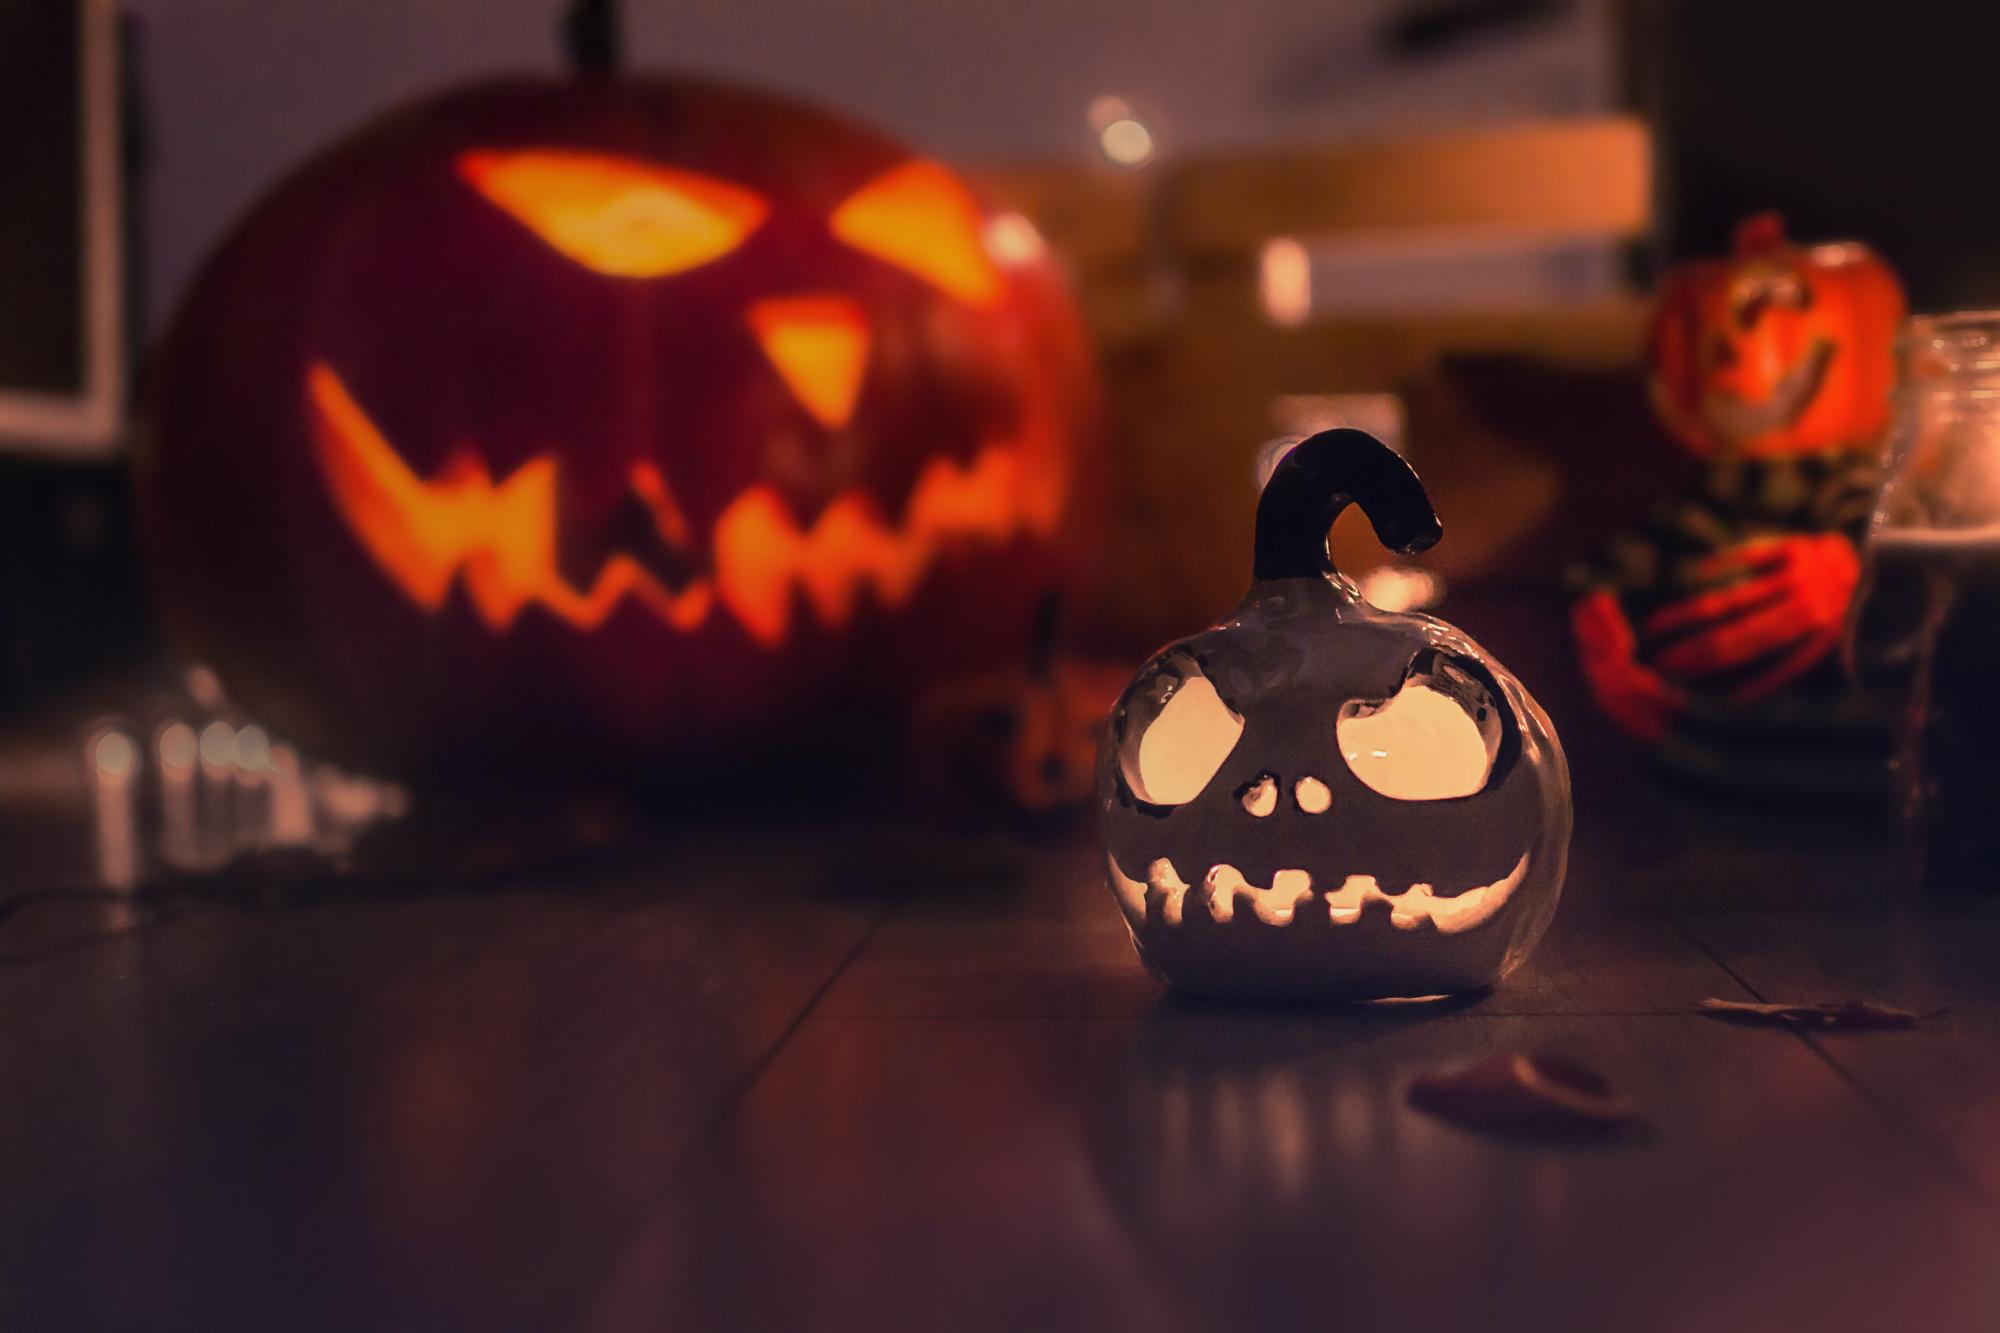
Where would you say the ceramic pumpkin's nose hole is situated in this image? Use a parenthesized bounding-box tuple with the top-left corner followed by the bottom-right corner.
(1238, 773, 1278, 817)
(1294, 776, 1331, 813)
(748, 294, 871, 429)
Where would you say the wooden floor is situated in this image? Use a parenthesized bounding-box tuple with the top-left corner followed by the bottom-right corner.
(5, 596, 2000, 1332)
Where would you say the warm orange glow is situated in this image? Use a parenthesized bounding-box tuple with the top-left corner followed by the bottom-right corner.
(456, 149, 767, 278)
(1259, 237, 1312, 327)
(982, 211, 1047, 267)
(712, 440, 1043, 645)
(1338, 681, 1496, 801)
(746, 295, 871, 428)
(830, 161, 1002, 306)
(628, 460, 692, 549)
(307, 363, 712, 632)
(307, 363, 1057, 644)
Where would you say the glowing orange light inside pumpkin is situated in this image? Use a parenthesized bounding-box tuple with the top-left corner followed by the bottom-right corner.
(628, 460, 692, 550)
(306, 362, 1056, 646)
(830, 160, 1002, 307)
(307, 363, 712, 631)
(455, 149, 767, 278)
(746, 295, 872, 429)
(714, 442, 1035, 645)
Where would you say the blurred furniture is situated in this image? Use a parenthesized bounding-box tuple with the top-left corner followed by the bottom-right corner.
(0, 0, 147, 717)
(0, 0, 123, 456)
(0, 457, 152, 713)
(971, 116, 1683, 646)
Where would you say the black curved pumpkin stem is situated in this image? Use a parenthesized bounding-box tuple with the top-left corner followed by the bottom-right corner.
(562, 0, 621, 73)
(1252, 428, 1441, 580)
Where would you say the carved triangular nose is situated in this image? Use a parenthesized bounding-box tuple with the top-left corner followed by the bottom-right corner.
(747, 294, 870, 429)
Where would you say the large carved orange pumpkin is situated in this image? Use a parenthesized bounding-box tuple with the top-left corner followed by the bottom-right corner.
(138, 76, 1098, 777)
(1649, 213, 1904, 459)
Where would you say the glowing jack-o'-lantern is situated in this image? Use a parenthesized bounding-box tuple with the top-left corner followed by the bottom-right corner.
(1650, 213, 1904, 460)
(139, 77, 1097, 776)
(1100, 431, 1570, 1001)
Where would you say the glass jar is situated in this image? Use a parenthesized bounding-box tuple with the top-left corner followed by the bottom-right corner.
(1851, 312, 2000, 891)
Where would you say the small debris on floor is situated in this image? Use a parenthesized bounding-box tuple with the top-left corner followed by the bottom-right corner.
(1696, 997, 1929, 1030)
(1407, 1052, 1641, 1140)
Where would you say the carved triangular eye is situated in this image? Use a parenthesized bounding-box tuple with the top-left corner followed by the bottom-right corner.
(830, 160, 1002, 306)
(457, 150, 767, 278)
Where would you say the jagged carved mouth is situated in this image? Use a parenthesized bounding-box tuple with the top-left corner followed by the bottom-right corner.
(1700, 337, 1835, 443)
(305, 362, 1059, 645)
(1106, 851, 1530, 935)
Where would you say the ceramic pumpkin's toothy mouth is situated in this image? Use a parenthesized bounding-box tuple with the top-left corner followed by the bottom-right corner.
(1106, 851, 1530, 934)
(306, 361, 1058, 645)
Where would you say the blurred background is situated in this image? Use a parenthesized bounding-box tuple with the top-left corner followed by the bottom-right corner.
(14, 6, 2000, 1329)
(2, 0, 1995, 865)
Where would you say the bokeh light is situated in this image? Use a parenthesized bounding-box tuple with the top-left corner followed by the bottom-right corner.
(1098, 117, 1156, 169)
(983, 211, 1047, 267)
(198, 720, 236, 773)
(1357, 564, 1446, 613)
(157, 720, 199, 773)
(91, 729, 137, 781)
(232, 724, 272, 773)
(1260, 237, 1312, 327)
(1086, 95, 1157, 169)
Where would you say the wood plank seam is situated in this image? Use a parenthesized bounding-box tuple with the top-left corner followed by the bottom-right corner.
(1667, 911, 1999, 1212)
(545, 904, 894, 1326)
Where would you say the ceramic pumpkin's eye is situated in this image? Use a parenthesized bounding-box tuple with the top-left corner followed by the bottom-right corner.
(830, 160, 1002, 307)
(1337, 656, 1501, 801)
(456, 149, 767, 278)
(1116, 655, 1244, 806)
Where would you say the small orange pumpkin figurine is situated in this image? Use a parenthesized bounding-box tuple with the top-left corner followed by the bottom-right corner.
(907, 598, 1127, 823)
(1570, 215, 1905, 779)
(1649, 213, 1905, 459)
